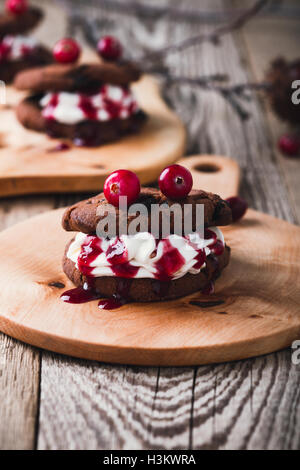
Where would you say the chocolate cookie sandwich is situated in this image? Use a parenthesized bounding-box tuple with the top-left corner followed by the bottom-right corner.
(0, 0, 52, 83)
(14, 36, 147, 147)
(61, 165, 232, 310)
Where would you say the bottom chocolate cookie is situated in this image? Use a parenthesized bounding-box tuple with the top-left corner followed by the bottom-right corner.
(62, 244, 230, 303)
(16, 94, 147, 147)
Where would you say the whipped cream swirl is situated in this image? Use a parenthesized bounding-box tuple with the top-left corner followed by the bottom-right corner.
(67, 228, 225, 281)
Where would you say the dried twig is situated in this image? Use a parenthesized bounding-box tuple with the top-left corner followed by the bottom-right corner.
(153, 69, 270, 120)
(142, 0, 270, 61)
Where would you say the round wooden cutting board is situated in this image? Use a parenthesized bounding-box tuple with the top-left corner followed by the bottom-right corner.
(0, 75, 186, 197)
(0, 206, 299, 366)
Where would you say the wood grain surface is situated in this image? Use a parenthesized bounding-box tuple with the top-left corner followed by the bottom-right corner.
(0, 0, 300, 451)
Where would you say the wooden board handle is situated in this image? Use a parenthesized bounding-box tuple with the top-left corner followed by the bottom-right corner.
(177, 155, 240, 199)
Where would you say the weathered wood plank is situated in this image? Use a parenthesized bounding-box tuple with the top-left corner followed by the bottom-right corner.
(242, 12, 300, 224)
(0, 333, 40, 450)
(38, 354, 194, 450)
(0, 195, 56, 449)
(35, 0, 300, 451)
(0, 0, 293, 450)
(0, 0, 68, 448)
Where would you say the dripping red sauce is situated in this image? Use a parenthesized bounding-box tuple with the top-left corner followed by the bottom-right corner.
(45, 93, 59, 119)
(61, 279, 98, 304)
(77, 235, 104, 276)
(205, 229, 224, 256)
(78, 95, 98, 120)
(153, 238, 185, 281)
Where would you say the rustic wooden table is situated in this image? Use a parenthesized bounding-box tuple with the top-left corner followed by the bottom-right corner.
(1, 0, 300, 450)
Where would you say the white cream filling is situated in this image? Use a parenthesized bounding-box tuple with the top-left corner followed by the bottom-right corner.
(67, 228, 225, 280)
(40, 84, 138, 125)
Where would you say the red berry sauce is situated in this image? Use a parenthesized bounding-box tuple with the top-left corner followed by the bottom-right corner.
(153, 239, 185, 281)
(78, 95, 98, 120)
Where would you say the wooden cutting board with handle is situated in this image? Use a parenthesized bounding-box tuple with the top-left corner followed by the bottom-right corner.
(0, 74, 186, 197)
(178, 154, 240, 198)
(0, 154, 299, 366)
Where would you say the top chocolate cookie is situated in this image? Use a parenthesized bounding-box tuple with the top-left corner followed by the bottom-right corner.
(0, 6, 42, 38)
(14, 61, 142, 92)
(62, 187, 232, 236)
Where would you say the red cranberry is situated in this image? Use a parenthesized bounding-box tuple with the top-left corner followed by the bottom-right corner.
(226, 196, 248, 223)
(97, 36, 122, 61)
(5, 0, 28, 14)
(278, 134, 300, 157)
(158, 164, 193, 200)
(53, 38, 81, 64)
(104, 169, 140, 207)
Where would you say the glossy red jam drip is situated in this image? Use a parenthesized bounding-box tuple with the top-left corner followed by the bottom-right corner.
(154, 239, 185, 281)
(98, 277, 132, 310)
(105, 237, 139, 278)
(60, 282, 100, 304)
(110, 263, 139, 278)
(106, 238, 128, 264)
(77, 236, 103, 276)
(78, 95, 98, 120)
(98, 297, 124, 310)
(193, 248, 206, 270)
(205, 229, 224, 255)
(61, 277, 132, 310)
(212, 239, 224, 256)
(103, 98, 122, 119)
